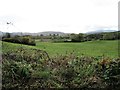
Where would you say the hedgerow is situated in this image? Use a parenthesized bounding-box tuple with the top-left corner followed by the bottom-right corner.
(2, 37, 36, 46)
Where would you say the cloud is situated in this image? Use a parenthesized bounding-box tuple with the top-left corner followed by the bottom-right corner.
(90, 0, 119, 7)
(86, 25, 118, 32)
(0, 0, 118, 33)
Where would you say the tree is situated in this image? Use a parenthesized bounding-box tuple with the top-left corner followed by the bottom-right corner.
(5, 33, 11, 38)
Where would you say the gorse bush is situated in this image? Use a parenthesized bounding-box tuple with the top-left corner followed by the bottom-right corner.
(2, 46, 120, 89)
(96, 58, 120, 89)
(2, 47, 51, 89)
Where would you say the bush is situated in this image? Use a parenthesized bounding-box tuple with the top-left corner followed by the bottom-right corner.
(2, 37, 36, 46)
(96, 58, 120, 89)
(2, 46, 120, 89)
(2, 38, 14, 42)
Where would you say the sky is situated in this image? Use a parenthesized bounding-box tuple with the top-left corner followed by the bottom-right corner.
(0, 0, 119, 33)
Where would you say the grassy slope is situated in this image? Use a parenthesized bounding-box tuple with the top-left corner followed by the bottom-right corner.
(2, 41, 36, 53)
(2, 40, 119, 58)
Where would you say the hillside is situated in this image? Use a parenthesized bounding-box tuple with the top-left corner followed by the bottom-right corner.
(86, 30, 117, 34)
(1, 31, 68, 36)
(39, 31, 67, 36)
(1, 30, 118, 37)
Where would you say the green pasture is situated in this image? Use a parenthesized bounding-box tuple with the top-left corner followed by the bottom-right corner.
(36, 40, 119, 58)
(2, 40, 119, 58)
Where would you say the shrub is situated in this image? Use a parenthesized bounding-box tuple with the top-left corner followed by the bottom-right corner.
(2, 37, 36, 46)
(2, 46, 120, 89)
(96, 58, 120, 89)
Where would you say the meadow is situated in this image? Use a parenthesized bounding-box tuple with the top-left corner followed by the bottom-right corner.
(36, 40, 119, 58)
(3, 40, 119, 58)
(3, 40, 118, 58)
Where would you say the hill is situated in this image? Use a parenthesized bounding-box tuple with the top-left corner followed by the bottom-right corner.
(39, 31, 66, 35)
(86, 30, 117, 34)
(1, 31, 69, 36)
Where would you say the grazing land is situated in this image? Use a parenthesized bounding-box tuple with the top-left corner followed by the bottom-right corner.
(36, 40, 119, 58)
(3, 40, 119, 58)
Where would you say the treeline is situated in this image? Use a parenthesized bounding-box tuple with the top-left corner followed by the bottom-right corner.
(2, 33, 36, 46)
(1, 31, 120, 44)
(71, 31, 120, 42)
(33, 33, 70, 42)
(33, 31, 120, 42)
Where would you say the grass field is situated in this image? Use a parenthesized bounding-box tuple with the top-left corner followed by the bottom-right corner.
(2, 40, 119, 58)
(36, 40, 119, 58)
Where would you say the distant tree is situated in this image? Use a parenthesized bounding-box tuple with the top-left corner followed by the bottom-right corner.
(78, 33, 84, 41)
(71, 33, 84, 42)
(71, 34, 80, 42)
(56, 34, 59, 36)
(53, 34, 56, 36)
(40, 34, 44, 36)
(14, 35, 20, 38)
(49, 34, 52, 36)
(102, 33, 114, 40)
(5, 33, 11, 38)
(53, 34, 56, 39)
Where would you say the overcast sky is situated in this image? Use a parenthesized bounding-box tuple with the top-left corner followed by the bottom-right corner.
(0, 0, 119, 33)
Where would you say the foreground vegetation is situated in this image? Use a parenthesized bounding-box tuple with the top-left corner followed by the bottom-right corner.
(2, 40, 120, 89)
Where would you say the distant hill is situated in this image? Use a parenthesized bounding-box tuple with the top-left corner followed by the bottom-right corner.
(38, 31, 66, 36)
(86, 30, 117, 34)
(0, 31, 69, 36)
(1, 30, 118, 36)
